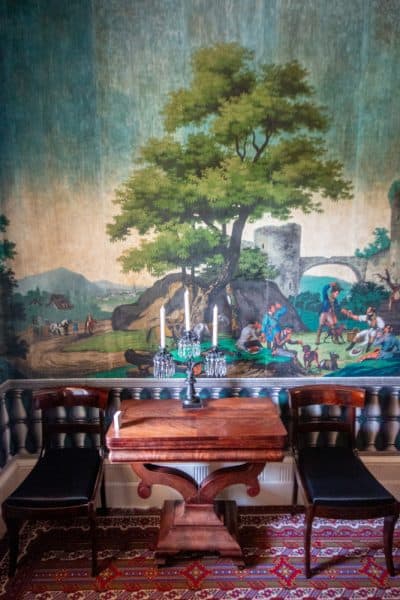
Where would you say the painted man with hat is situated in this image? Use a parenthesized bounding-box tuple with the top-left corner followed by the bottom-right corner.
(315, 281, 343, 345)
(342, 305, 385, 353)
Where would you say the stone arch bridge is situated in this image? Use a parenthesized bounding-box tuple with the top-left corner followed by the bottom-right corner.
(299, 255, 368, 284)
(254, 223, 379, 297)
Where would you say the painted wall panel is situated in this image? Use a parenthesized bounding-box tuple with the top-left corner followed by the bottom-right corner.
(1, 0, 399, 380)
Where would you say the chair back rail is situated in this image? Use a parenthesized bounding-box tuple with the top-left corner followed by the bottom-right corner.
(34, 388, 107, 453)
(290, 385, 365, 450)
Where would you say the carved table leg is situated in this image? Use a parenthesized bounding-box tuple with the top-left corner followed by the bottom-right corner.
(156, 499, 243, 565)
(131, 461, 266, 565)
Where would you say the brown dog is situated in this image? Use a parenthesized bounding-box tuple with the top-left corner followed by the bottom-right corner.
(323, 323, 346, 344)
(302, 344, 320, 369)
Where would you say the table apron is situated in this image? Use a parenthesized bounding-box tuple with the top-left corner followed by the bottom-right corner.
(108, 449, 284, 462)
(129, 460, 271, 503)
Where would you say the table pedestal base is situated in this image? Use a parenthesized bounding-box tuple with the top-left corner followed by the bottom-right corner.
(156, 499, 243, 565)
(131, 460, 267, 565)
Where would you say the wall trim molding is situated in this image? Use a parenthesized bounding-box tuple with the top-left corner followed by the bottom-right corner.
(3, 375, 400, 392)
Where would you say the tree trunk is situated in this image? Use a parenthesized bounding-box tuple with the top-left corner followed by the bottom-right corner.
(190, 212, 248, 324)
(191, 286, 213, 324)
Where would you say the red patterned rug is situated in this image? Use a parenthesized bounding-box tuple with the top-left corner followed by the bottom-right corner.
(1, 508, 400, 599)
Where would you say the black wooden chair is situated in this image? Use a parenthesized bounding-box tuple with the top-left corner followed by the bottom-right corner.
(289, 384, 399, 578)
(2, 386, 109, 577)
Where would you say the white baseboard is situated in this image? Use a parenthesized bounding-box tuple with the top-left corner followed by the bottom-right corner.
(358, 454, 400, 499)
(1, 454, 399, 537)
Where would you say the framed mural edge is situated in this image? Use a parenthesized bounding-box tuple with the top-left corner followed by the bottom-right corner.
(1, 3, 400, 383)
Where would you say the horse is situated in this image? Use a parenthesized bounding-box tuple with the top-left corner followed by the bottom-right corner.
(48, 319, 70, 336)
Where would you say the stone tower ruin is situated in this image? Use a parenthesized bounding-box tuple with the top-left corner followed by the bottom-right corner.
(254, 223, 301, 297)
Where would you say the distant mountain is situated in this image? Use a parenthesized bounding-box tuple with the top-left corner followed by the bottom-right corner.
(17, 267, 103, 296)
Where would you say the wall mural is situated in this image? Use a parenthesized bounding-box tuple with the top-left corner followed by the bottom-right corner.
(1, 0, 400, 382)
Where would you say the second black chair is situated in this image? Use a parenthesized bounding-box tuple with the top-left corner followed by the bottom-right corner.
(290, 384, 399, 578)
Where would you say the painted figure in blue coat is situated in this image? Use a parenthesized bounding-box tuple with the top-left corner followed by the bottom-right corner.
(261, 302, 287, 348)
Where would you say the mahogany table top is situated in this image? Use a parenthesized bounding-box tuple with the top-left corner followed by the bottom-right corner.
(106, 397, 287, 462)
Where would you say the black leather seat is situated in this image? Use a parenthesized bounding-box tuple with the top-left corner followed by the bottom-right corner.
(298, 446, 396, 507)
(290, 385, 399, 578)
(6, 448, 102, 508)
(2, 386, 109, 577)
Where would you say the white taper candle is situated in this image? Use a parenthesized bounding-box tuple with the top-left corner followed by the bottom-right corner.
(160, 305, 166, 348)
(212, 304, 218, 347)
(184, 289, 190, 331)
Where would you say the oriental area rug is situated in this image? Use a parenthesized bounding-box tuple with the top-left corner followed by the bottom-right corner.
(1, 508, 400, 599)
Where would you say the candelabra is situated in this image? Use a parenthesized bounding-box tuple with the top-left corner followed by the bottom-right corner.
(153, 292, 226, 409)
(178, 329, 203, 408)
(153, 331, 226, 409)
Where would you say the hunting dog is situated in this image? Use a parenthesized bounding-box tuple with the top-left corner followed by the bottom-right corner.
(319, 352, 340, 371)
(302, 344, 320, 369)
(323, 323, 346, 344)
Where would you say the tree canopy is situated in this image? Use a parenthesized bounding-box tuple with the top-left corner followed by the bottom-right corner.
(108, 43, 352, 315)
(355, 227, 390, 258)
(118, 224, 223, 281)
(0, 215, 27, 357)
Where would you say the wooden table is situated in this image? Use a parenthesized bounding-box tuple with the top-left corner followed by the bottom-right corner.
(106, 397, 287, 565)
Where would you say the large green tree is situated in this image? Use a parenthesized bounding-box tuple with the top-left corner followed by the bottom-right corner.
(108, 43, 351, 319)
(0, 215, 27, 358)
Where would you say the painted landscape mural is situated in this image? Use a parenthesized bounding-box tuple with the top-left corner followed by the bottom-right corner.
(1, 0, 400, 381)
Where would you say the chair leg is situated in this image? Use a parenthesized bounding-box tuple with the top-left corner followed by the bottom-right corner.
(291, 471, 298, 515)
(6, 518, 21, 577)
(304, 506, 314, 578)
(89, 512, 98, 576)
(100, 474, 107, 512)
(383, 514, 397, 576)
